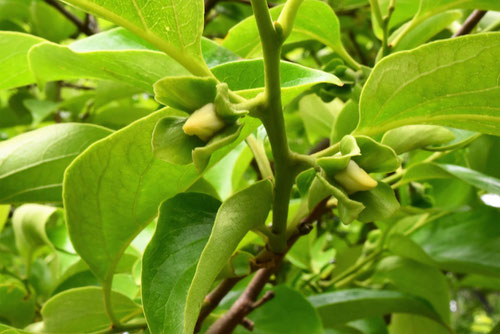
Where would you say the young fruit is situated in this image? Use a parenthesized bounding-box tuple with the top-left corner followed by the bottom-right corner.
(334, 160, 377, 194)
(182, 103, 226, 141)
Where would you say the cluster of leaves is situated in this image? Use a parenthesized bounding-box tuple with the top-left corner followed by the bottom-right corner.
(0, 0, 500, 333)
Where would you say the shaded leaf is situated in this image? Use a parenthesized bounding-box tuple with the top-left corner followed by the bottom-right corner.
(142, 192, 220, 334)
(309, 288, 445, 328)
(184, 180, 273, 334)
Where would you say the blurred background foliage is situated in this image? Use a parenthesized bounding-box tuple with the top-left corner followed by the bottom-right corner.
(1, 0, 500, 333)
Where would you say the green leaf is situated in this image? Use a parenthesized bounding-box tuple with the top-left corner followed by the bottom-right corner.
(12, 204, 61, 266)
(23, 99, 59, 126)
(400, 163, 500, 195)
(184, 179, 273, 334)
(350, 182, 400, 222)
(392, 10, 462, 52)
(233, 286, 323, 334)
(152, 116, 204, 166)
(373, 257, 450, 321)
(0, 32, 44, 90)
(353, 136, 400, 173)
(299, 94, 336, 143)
(28, 0, 78, 43)
(0, 324, 30, 334)
(40, 287, 141, 333)
(381, 125, 455, 155)
(0, 284, 36, 328)
(331, 100, 359, 143)
(64, 109, 199, 282)
(29, 30, 190, 93)
(357, 33, 500, 137)
(0, 205, 9, 233)
(142, 192, 220, 334)
(211, 59, 342, 106)
(398, 0, 500, 43)
(154, 77, 217, 112)
(223, 0, 359, 68)
(0, 123, 112, 204)
(61, 0, 210, 76)
(309, 288, 445, 328)
(386, 234, 436, 267)
(314, 175, 365, 225)
(412, 208, 500, 277)
(374, 256, 451, 334)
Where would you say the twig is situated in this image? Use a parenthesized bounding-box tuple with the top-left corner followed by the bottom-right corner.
(44, 0, 98, 35)
(205, 269, 275, 334)
(453, 10, 487, 37)
(195, 277, 243, 333)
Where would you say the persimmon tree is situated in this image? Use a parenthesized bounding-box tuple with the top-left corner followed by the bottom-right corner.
(0, 0, 500, 333)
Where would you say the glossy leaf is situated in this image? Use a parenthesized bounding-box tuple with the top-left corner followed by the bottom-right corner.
(381, 125, 455, 155)
(357, 34, 500, 137)
(211, 59, 342, 105)
(184, 179, 273, 334)
(412, 208, 500, 277)
(41, 287, 141, 333)
(401, 163, 500, 195)
(142, 192, 220, 334)
(223, 0, 359, 68)
(15, 28, 235, 93)
(64, 109, 199, 281)
(61, 0, 210, 76)
(0, 123, 112, 204)
(309, 288, 444, 328)
(350, 183, 400, 222)
(29, 30, 190, 93)
(0, 32, 44, 90)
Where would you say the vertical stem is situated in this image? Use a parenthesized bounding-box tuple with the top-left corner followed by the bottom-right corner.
(251, 0, 296, 253)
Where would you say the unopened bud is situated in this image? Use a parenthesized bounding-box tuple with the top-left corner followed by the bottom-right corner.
(182, 103, 226, 141)
(334, 160, 377, 194)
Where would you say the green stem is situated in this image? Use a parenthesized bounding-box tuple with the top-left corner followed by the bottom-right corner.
(369, 0, 384, 35)
(251, 0, 296, 253)
(311, 141, 341, 158)
(277, 0, 305, 41)
(103, 276, 122, 328)
(246, 134, 274, 180)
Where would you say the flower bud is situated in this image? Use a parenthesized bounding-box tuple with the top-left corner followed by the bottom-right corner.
(334, 160, 377, 194)
(182, 103, 226, 141)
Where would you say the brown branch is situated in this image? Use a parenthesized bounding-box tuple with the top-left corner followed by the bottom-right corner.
(453, 10, 487, 37)
(195, 277, 243, 333)
(203, 198, 331, 333)
(205, 269, 275, 334)
(44, 0, 98, 35)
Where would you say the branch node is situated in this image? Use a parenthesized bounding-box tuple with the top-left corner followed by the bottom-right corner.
(252, 290, 275, 309)
(241, 318, 255, 331)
